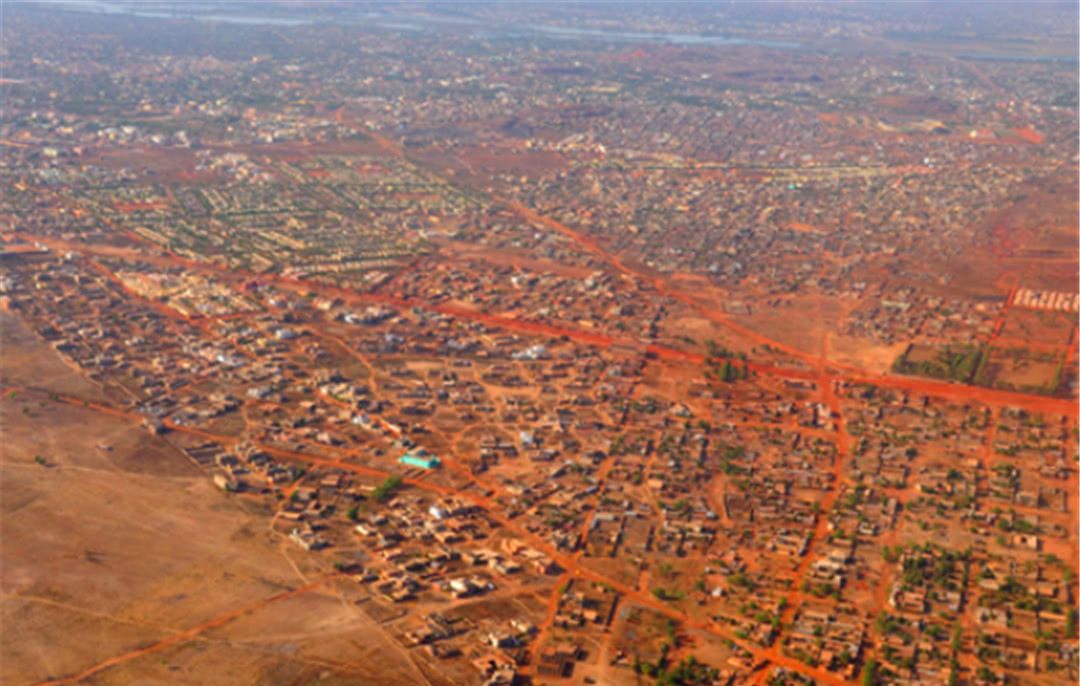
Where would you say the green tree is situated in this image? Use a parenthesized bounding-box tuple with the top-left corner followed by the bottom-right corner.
(861, 658, 879, 686)
(373, 474, 403, 502)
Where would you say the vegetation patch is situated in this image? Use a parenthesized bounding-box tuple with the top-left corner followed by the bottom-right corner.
(892, 343, 984, 382)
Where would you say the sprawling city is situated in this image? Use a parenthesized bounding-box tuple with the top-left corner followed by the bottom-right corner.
(0, 2, 1077, 686)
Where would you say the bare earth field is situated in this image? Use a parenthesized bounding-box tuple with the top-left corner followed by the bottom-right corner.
(828, 334, 909, 375)
(943, 168, 1079, 297)
(0, 313, 108, 402)
(0, 318, 420, 686)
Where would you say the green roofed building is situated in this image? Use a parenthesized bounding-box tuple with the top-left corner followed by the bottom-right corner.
(399, 449, 440, 470)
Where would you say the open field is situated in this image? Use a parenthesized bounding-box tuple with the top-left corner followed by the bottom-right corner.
(0, 329, 419, 686)
(0, 313, 108, 402)
(974, 345, 1066, 395)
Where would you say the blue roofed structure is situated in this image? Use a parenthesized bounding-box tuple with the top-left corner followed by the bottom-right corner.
(399, 448, 440, 470)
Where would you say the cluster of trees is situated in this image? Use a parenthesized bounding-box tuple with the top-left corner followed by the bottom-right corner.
(373, 474, 403, 502)
(717, 360, 750, 382)
(652, 587, 685, 602)
(633, 654, 719, 686)
(704, 340, 746, 360)
(703, 339, 750, 383)
(860, 658, 880, 686)
(892, 345, 983, 382)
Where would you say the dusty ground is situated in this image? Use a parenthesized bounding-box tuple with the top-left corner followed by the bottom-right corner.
(977, 346, 1065, 393)
(0, 318, 421, 686)
(828, 334, 909, 375)
(942, 167, 1078, 297)
(998, 307, 1076, 346)
(0, 313, 108, 402)
(733, 294, 845, 363)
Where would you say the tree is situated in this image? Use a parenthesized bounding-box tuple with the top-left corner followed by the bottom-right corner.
(861, 658, 879, 686)
(721, 361, 739, 383)
(1065, 608, 1078, 638)
(373, 474, 403, 502)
